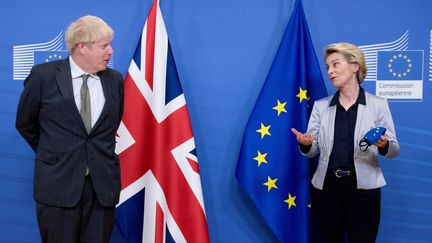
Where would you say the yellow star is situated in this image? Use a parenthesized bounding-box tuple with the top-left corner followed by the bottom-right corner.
(253, 150, 268, 167)
(263, 176, 278, 192)
(307, 203, 311, 208)
(272, 100, 287, 116)
(296, 87, 310, 103)
(284, 193, 297, 209)
(256, 122, 271, 139)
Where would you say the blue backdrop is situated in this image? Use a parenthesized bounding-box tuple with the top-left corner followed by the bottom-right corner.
(0, 0, 431, 242)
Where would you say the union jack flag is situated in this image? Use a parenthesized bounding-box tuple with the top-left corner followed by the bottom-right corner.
(114, 0, 210, 242)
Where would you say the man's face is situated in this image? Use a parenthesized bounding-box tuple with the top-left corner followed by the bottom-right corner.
(82, 37, 113, 73)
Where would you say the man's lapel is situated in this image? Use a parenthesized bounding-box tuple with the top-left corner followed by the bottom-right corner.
(54, 58, 88, 133)
(92, 70, 112, 132)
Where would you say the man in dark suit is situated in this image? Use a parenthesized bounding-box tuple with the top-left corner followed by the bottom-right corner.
(16, 15, 124, 243)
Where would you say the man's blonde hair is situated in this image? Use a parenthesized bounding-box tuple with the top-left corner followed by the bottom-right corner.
(324, 42, 367, 83)
(65, 15, 114, 51)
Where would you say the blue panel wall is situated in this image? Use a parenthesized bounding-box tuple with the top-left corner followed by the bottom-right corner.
(0, 0, 430, 242)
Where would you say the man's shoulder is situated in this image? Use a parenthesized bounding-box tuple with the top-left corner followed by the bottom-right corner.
(32, 59, 68, 75)
(99, 67, 123, 81)
(104, 67, 122, 76)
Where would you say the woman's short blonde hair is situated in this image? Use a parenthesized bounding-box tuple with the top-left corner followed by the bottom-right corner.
(65, 15, 114, 51)
(324, 42, 367, 83)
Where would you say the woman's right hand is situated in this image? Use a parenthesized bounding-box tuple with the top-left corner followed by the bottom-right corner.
(291, 128, 316, 146)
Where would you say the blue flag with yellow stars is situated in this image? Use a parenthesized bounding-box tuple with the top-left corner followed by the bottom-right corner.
(235, 0, 327, 242)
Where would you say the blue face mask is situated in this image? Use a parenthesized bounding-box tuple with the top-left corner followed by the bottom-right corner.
(359, 127, 386, 152)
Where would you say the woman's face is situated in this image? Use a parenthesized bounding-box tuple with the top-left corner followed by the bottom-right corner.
(325, 52, 359, 89)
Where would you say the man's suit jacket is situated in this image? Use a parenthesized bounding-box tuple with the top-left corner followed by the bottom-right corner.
(16, 58, 124, 207)
(301, 91, 400, 190)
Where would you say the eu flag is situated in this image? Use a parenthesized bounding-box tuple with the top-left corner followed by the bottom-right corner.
(235, 0, 327, 242)
(377, 50, 423, 80)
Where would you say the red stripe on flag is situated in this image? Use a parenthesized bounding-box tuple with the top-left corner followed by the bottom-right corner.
(120, 73, 209, 242)
(187, 157, 200, 173)
(145, 0, 157, 89)
(155, 203, 164, 243)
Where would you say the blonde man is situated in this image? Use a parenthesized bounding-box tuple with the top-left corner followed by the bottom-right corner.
(16, 15, 124, 243)
(292, 43, 399, 243)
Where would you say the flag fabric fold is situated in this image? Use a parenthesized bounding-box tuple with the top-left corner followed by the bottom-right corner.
(236, 0, 327, 242)
(113, 0, 210, 242)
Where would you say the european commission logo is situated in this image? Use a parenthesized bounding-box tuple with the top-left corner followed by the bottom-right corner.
(359, 31, 409, 82)
(352, 30, 429, 101)
(376, 50, 423, 100)
(13, 31, 114, 81)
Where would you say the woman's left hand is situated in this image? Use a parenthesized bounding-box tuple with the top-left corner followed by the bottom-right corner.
(374, 135, 388, 148)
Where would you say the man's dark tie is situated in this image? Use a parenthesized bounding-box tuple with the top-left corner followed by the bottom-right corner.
(80, 74, 91, 176)
(80, 74, 92, 134)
